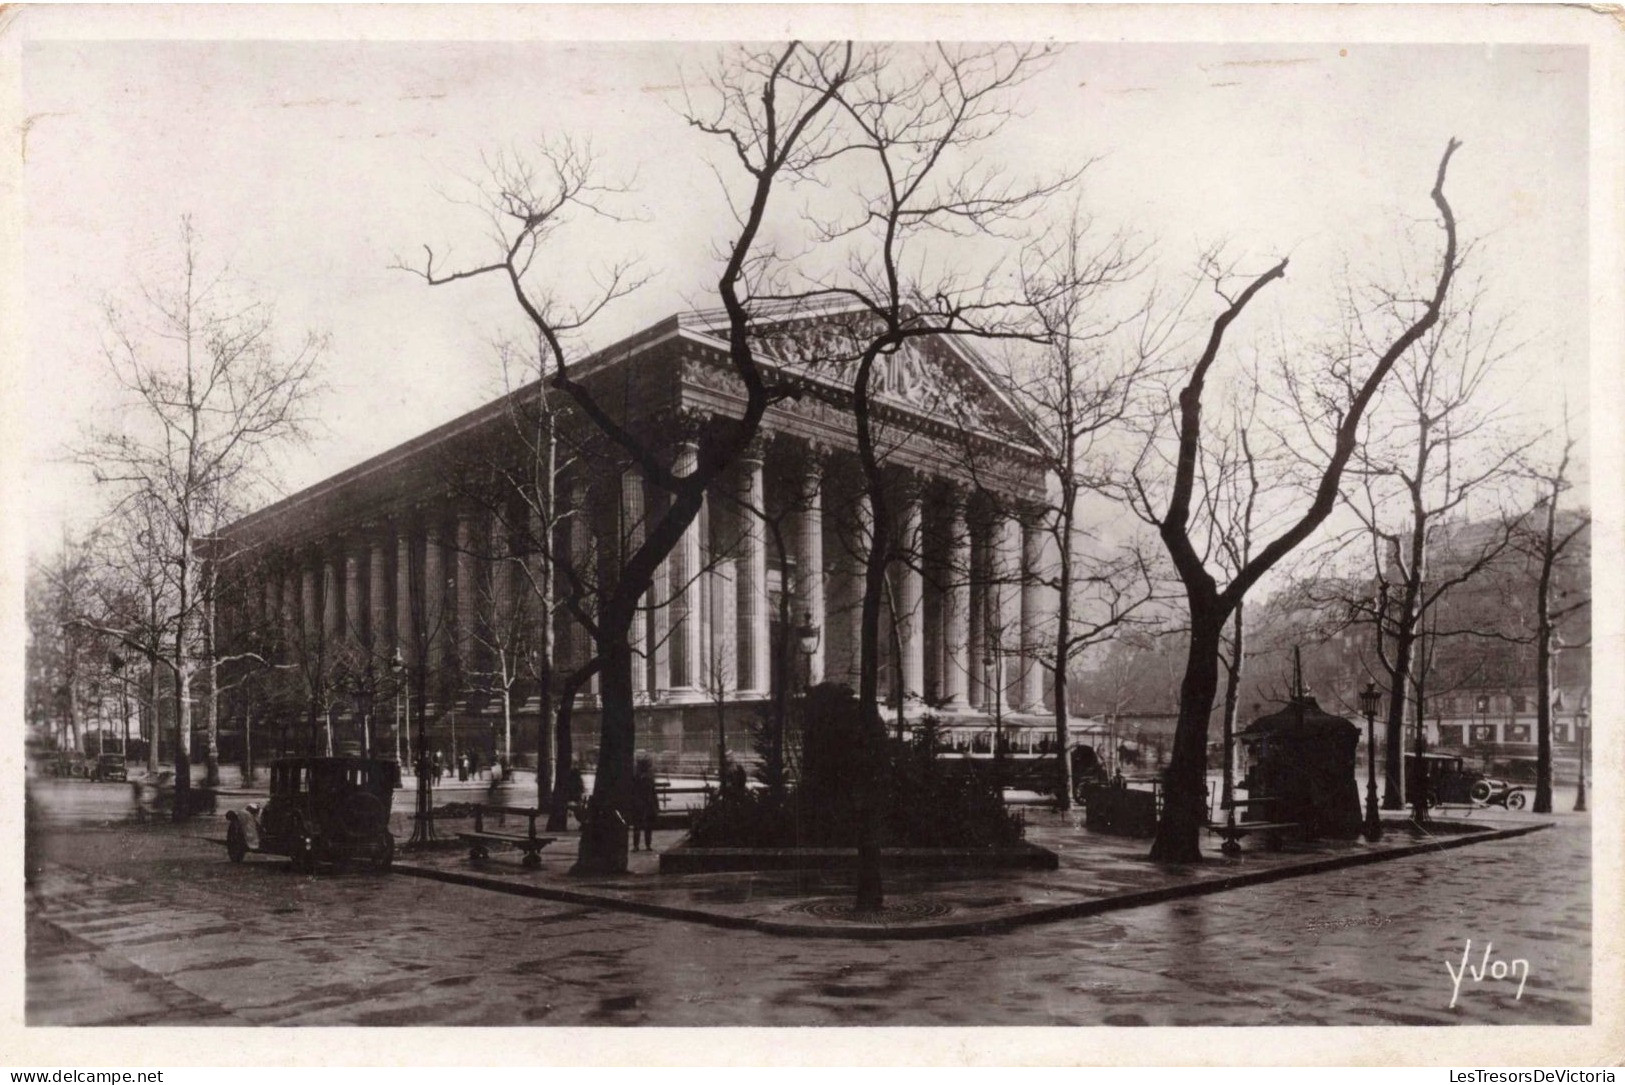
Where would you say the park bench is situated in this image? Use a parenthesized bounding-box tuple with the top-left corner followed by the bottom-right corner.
(653, 781, 713, 829)
(456, 804, 557, 868)
(1207, 797, 1300, 855)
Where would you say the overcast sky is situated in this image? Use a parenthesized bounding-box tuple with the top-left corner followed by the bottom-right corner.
(19, 34, 1591, 559)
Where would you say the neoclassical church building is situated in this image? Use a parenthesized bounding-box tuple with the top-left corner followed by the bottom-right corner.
(214, 306, 1057, 773)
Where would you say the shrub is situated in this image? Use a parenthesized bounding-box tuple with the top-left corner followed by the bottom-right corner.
(684, 685, 1024, 849)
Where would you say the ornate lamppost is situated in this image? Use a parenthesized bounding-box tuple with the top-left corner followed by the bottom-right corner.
(1360, 680, 1383, 842)
(1574, 703, 1588, 813)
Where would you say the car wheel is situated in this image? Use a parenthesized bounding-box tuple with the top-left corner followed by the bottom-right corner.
(226, 816, 248, 863)
(1469, 779, 1493, 804)
(1507, 789, 1528, 810)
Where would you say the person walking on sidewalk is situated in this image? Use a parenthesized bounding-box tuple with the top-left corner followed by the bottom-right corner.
(630, 757, 659, 852)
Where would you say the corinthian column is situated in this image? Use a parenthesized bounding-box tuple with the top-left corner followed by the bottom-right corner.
(738, 447, 770, 696)
(1020, 515, 1047, 712)
(343, 547, 362, 651)
(369, 530, 391, 656)
(992, 512, 1022, 712)
(395, 526, 415, 670)
(896, 487, 925, 706)
(423, 520, 445, 678)
(622, 467, 648, 701)
(322, 552, 341, 653)
(668, 441, 703, 702)
(795, 456, 826, 686)
(942, 494, 972, 711)
(455, 512, 479, 677)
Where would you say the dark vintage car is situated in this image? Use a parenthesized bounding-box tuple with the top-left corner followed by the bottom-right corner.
(1405, 752, 1528, 809)
(49, 753, 91, 779)
(1486, 756, 1541, 786)
(227, 756, 399, 872)
(91, 753, 127, 783)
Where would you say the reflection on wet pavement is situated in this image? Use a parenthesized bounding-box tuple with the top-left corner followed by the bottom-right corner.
(26, 779, 1589, 1026)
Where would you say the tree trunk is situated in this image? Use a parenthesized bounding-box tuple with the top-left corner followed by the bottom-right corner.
(854, 478, 891, 912)
(1148, 610, 1224, 863)
(1220, 606, 1244, 812)
(204, 601, 221, 787)
(1534, 502, 1557, 813)
(501, 673, 512, 765)
(536, 665, 554, 810)
(148, 661, 161, 773)
(173, 668, 193, 821)
(1052, 511, 1075, 810)
(67, 656, 82, 754)
(1382, 619, 1416, 810)
(545, 665, 595, 833)
(573, 632, 634, 875)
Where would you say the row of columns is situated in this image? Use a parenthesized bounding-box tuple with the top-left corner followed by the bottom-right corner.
(635, 443, 1049, 715)
(246, 445, 1049, 717)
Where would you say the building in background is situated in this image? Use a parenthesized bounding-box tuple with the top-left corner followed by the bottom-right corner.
(211, 306, 1058, 773)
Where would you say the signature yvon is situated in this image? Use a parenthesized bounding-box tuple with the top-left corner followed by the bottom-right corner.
(1447, 939, 1530, 1008)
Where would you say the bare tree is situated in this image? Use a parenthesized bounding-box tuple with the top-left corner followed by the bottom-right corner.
(1004, 206, 1167, 807)
(26, 531, 104, 757)
(1128, 140, 1462, 862)
(406, 44, 857, 873)
(69, 222, 323, 806)
(773, 42, 1075, 909)
(1516, 418, 1590, 812)
(1288, 273, 1530, 811)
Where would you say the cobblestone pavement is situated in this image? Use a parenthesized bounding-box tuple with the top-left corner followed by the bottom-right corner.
(25, 793, 1589, 1027)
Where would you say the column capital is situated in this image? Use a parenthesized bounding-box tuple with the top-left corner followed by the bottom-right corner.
(738, 432, 769, 466)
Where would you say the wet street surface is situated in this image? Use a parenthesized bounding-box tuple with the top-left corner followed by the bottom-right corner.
(26, 779, 1590, 1026)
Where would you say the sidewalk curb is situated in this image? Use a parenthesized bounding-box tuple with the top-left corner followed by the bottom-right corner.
(392, 820, 1554, 940)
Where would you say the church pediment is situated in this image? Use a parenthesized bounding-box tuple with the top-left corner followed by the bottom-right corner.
(685, 307, 1043, 452)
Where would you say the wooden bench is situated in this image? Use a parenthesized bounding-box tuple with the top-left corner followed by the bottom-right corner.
(456, 804, 557, 868)
(1207, 797, 1300, 855)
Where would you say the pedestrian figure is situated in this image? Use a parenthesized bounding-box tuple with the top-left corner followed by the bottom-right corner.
(433, 751, 444, 785)
(458, 752, 468, 781)
(469, 748, 480, 780)
(567, 765, 587, 826)
(630, 756, 659, 852)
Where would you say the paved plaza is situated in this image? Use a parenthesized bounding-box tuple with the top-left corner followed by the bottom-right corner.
(25, 777, 1591, 1027)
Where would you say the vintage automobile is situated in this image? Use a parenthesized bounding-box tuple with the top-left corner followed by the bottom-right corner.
(1472, 775, 1530, 810)
(1486, 756, 1542, 786)
(91, 753, 127, 783)
(226, 756, 399, 872)
(1404, 752, 1527, 809)
(49, 752, 91, 779)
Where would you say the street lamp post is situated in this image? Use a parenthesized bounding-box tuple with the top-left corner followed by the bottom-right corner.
(1360, 681, 1383, 842)
(1574, 704, 1588, 813)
